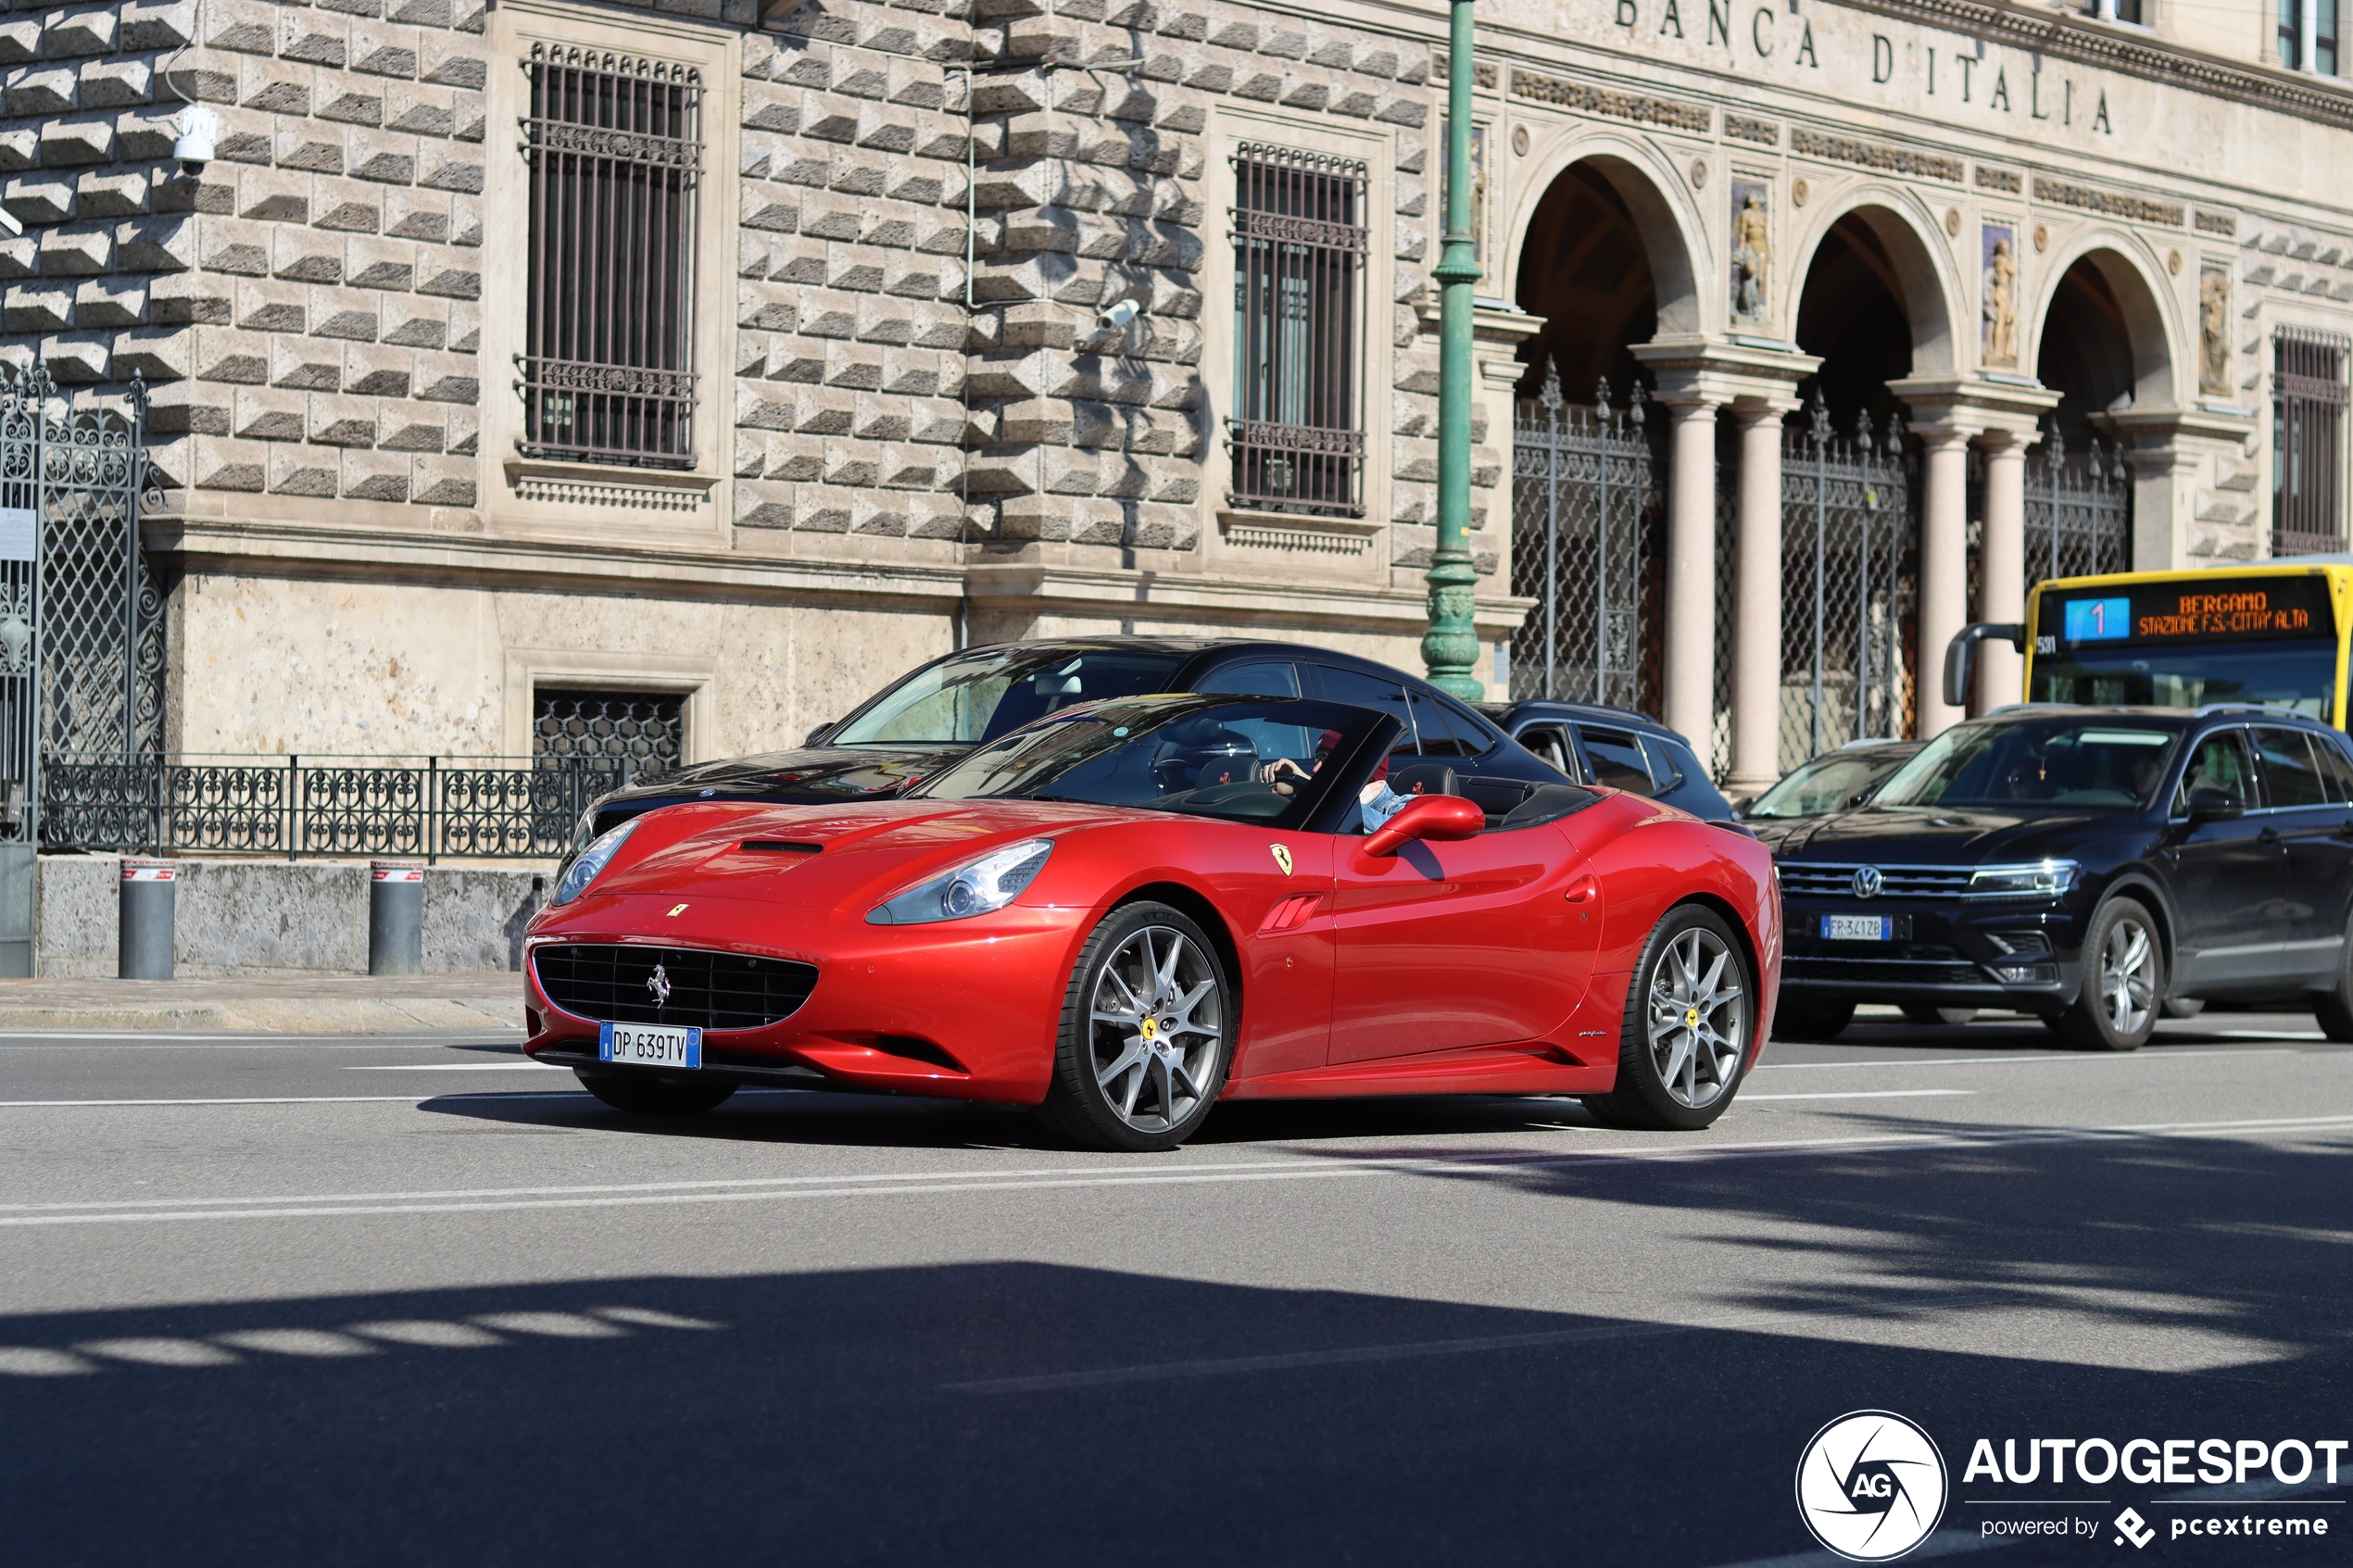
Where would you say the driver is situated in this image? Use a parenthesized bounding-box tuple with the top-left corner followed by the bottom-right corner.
(1258, 729, 1342, 794)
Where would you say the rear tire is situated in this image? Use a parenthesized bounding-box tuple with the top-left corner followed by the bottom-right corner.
(2057, 897, 2163, 1051)
(1901, 1004, 1978, 1026)
(1038, 901, 1233, 1152)
(1774, 999, 1856, 1042)
(573, 1070, 737, 1116)
(2314, 911, 2353, 1043)
(1581, 904, 1755, 1132)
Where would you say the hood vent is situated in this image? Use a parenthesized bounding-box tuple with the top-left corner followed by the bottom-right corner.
(741, 840, 824, 855)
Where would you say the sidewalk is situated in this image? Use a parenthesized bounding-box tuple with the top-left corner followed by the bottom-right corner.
(0, 973, 526, 1034)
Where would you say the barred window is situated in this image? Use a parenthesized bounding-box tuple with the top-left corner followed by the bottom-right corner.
(1228, 144, 1368, 518)
(2273, 330, 2348, 557)
(520, 44, 704, 469)
(533, 688, 685, 777)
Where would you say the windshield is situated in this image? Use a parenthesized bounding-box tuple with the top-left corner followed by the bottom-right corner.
(2030, 640, 2338, 721)
(910, 695, 1384, 828)
(1746, 750, 1914, 819)
(1872, 720, 2179, 811)
(829, 647, 1188, 746)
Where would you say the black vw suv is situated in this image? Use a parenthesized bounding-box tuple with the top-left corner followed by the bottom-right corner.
(1772, 705, 2353, 1048)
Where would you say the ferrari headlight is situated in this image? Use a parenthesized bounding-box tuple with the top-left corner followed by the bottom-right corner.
(1964, 859, 2078, 899)
(550, 818, 637, 907)
(868, 837, 1053, 925)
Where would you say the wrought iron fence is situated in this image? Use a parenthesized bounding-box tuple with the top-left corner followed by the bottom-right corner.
(1780, 395, 1917, 771)
(39, 755, 661, 861)
(2025, 421, 2131, 583)
(1507, 368, 1666, 710)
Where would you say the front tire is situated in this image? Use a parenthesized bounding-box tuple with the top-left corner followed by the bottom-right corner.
(1038, 901, 1234, 1152)
(2313, 910, 2353, 1043)
(573, 1069, 737, 1116)
(1582, 904, 1755, 1132)
(2057, 897, 2163, 1051)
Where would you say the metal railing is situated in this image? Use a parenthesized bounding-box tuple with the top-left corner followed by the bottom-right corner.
(38, 755, 663, 862)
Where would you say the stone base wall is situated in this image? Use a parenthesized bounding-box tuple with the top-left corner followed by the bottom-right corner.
(36, 853, 547, 976)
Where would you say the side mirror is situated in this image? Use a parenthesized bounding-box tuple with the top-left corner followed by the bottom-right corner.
(1942, 622, 2027, 709)
(805, 721, 837, 746)
(1364, 794, 1486, 857)
(2184, 786, 2245, 824)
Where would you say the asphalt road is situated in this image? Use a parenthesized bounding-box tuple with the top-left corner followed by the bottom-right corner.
(2, 1009, 2348, 1567)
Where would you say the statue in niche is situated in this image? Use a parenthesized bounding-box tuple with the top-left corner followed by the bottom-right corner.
(2198, 267, 2231, 395)
(1982, 230, 2018, 367)
(1730, 186, 1770, 320)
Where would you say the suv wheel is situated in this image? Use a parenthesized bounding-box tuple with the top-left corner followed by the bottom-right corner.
(2057, 897, 2163, 1051)
(2314, 909, 2353, 1043)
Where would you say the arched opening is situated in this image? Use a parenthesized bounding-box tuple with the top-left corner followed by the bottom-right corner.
(1513, 162, 1656, 399)
(2037, 258, 2136, 443)
(1792, 214, 1913, 431)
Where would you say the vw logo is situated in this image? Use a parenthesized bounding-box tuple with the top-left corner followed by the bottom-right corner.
(1852, 866, 1884, 899)
(647, 962, 673, 1007)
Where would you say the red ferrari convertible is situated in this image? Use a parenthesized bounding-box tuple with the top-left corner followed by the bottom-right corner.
(522, 694, 1781, 1150)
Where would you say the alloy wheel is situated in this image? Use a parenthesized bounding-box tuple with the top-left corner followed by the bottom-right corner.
(2099, 915, 2158, 1037)
(1645, 926, 1748, 1109)
(1087, 925, 1224, 1134)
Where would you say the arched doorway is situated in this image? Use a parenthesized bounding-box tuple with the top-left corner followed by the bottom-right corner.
(1504, 158, 1694, 710)
(2028, 249, 2161, 582)
(1777, 207, 1938, 764)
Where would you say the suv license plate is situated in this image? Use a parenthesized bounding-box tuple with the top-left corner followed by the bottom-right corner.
(1821, 915, 1894, 942)
(599, 1022, 702, 1070)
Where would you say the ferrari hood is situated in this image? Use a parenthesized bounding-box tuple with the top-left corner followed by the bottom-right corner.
(547, 797, 1133, 918)
(590, 744, 966, 825)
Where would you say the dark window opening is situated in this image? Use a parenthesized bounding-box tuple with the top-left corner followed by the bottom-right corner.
(2273, 332, 2348, 557)
(533, 688, 685, 782)
(521, 44, 703, 469)
(1228, 144, 1367, 517)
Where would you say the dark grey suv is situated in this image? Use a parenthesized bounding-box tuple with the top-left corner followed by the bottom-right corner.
(1772, 705, 2353, 1048)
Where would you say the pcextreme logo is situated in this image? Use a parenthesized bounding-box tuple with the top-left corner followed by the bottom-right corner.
(1795, 1411, 1950, 1562)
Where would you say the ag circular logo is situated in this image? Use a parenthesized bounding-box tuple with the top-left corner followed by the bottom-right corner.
(1794, 1411, 1948, 1562)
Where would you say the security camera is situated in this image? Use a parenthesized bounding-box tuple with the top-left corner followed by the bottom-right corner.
(1097, 297, 1140, 332)
(173, 104, 219, 177)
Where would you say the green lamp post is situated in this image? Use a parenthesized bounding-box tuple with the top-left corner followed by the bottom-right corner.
(1422, 0, 1484, 700)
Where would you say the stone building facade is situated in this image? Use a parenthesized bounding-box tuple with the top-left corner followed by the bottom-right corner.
(6, 0, 2353, 788)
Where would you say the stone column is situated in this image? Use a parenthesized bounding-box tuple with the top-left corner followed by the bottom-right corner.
(1913, 426, 1976, 740)
(1729, 404, 1790, 795)
(1659, 395, 1721, 748)
(1975, 430, 2031, 711)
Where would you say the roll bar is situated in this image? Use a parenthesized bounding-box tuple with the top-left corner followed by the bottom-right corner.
(1942, 622, 2026, 709)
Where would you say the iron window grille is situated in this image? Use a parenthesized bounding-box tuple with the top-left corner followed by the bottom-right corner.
(1228, 144, 1367, 518)
(534, 688, 685, 778)
(2273, 328, 2349, 558)
(519, 44, 703, 469)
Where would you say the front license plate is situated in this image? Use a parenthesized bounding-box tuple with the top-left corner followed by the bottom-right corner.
(1821, 914, 1894, 942)
(598, 1021, 702, 1070)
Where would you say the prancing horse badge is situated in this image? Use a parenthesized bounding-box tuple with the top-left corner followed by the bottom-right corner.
(1269, 844, 1292, 876)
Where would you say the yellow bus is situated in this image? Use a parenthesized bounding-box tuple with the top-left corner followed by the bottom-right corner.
(1946, 558, 2353, 728)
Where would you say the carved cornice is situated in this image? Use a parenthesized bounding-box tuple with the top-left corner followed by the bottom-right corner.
(1830, 0, 2353, 132)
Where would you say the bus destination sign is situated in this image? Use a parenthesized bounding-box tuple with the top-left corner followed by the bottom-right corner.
(2049, 575, 2337, 647)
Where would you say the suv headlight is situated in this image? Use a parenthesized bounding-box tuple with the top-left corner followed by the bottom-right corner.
(868, 838, 1053, 925)
(1964, 860, 2078, 899)
(550, 818, 638, 907)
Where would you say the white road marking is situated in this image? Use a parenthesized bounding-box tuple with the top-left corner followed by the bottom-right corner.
(0, 1094, 580, 1108)
(2, 1113, 2348, 1229)
(1755, 1047, 2306, 1071)
(345, 1062, 561, 1072)
(1741, 1089, 1974, 1101)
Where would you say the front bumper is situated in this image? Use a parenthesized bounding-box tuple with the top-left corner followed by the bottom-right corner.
(521, 892, 1092, 1104)
(1777, 899, 2085, 1010)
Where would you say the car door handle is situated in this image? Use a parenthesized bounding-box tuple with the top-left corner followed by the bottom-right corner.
(2337, 822, 2353, 841)
(1564, 874, 1597, 904)
(2258, 827, 2281, 846)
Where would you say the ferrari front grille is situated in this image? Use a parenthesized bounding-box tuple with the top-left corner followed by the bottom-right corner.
(533, 944, 819, 1032)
